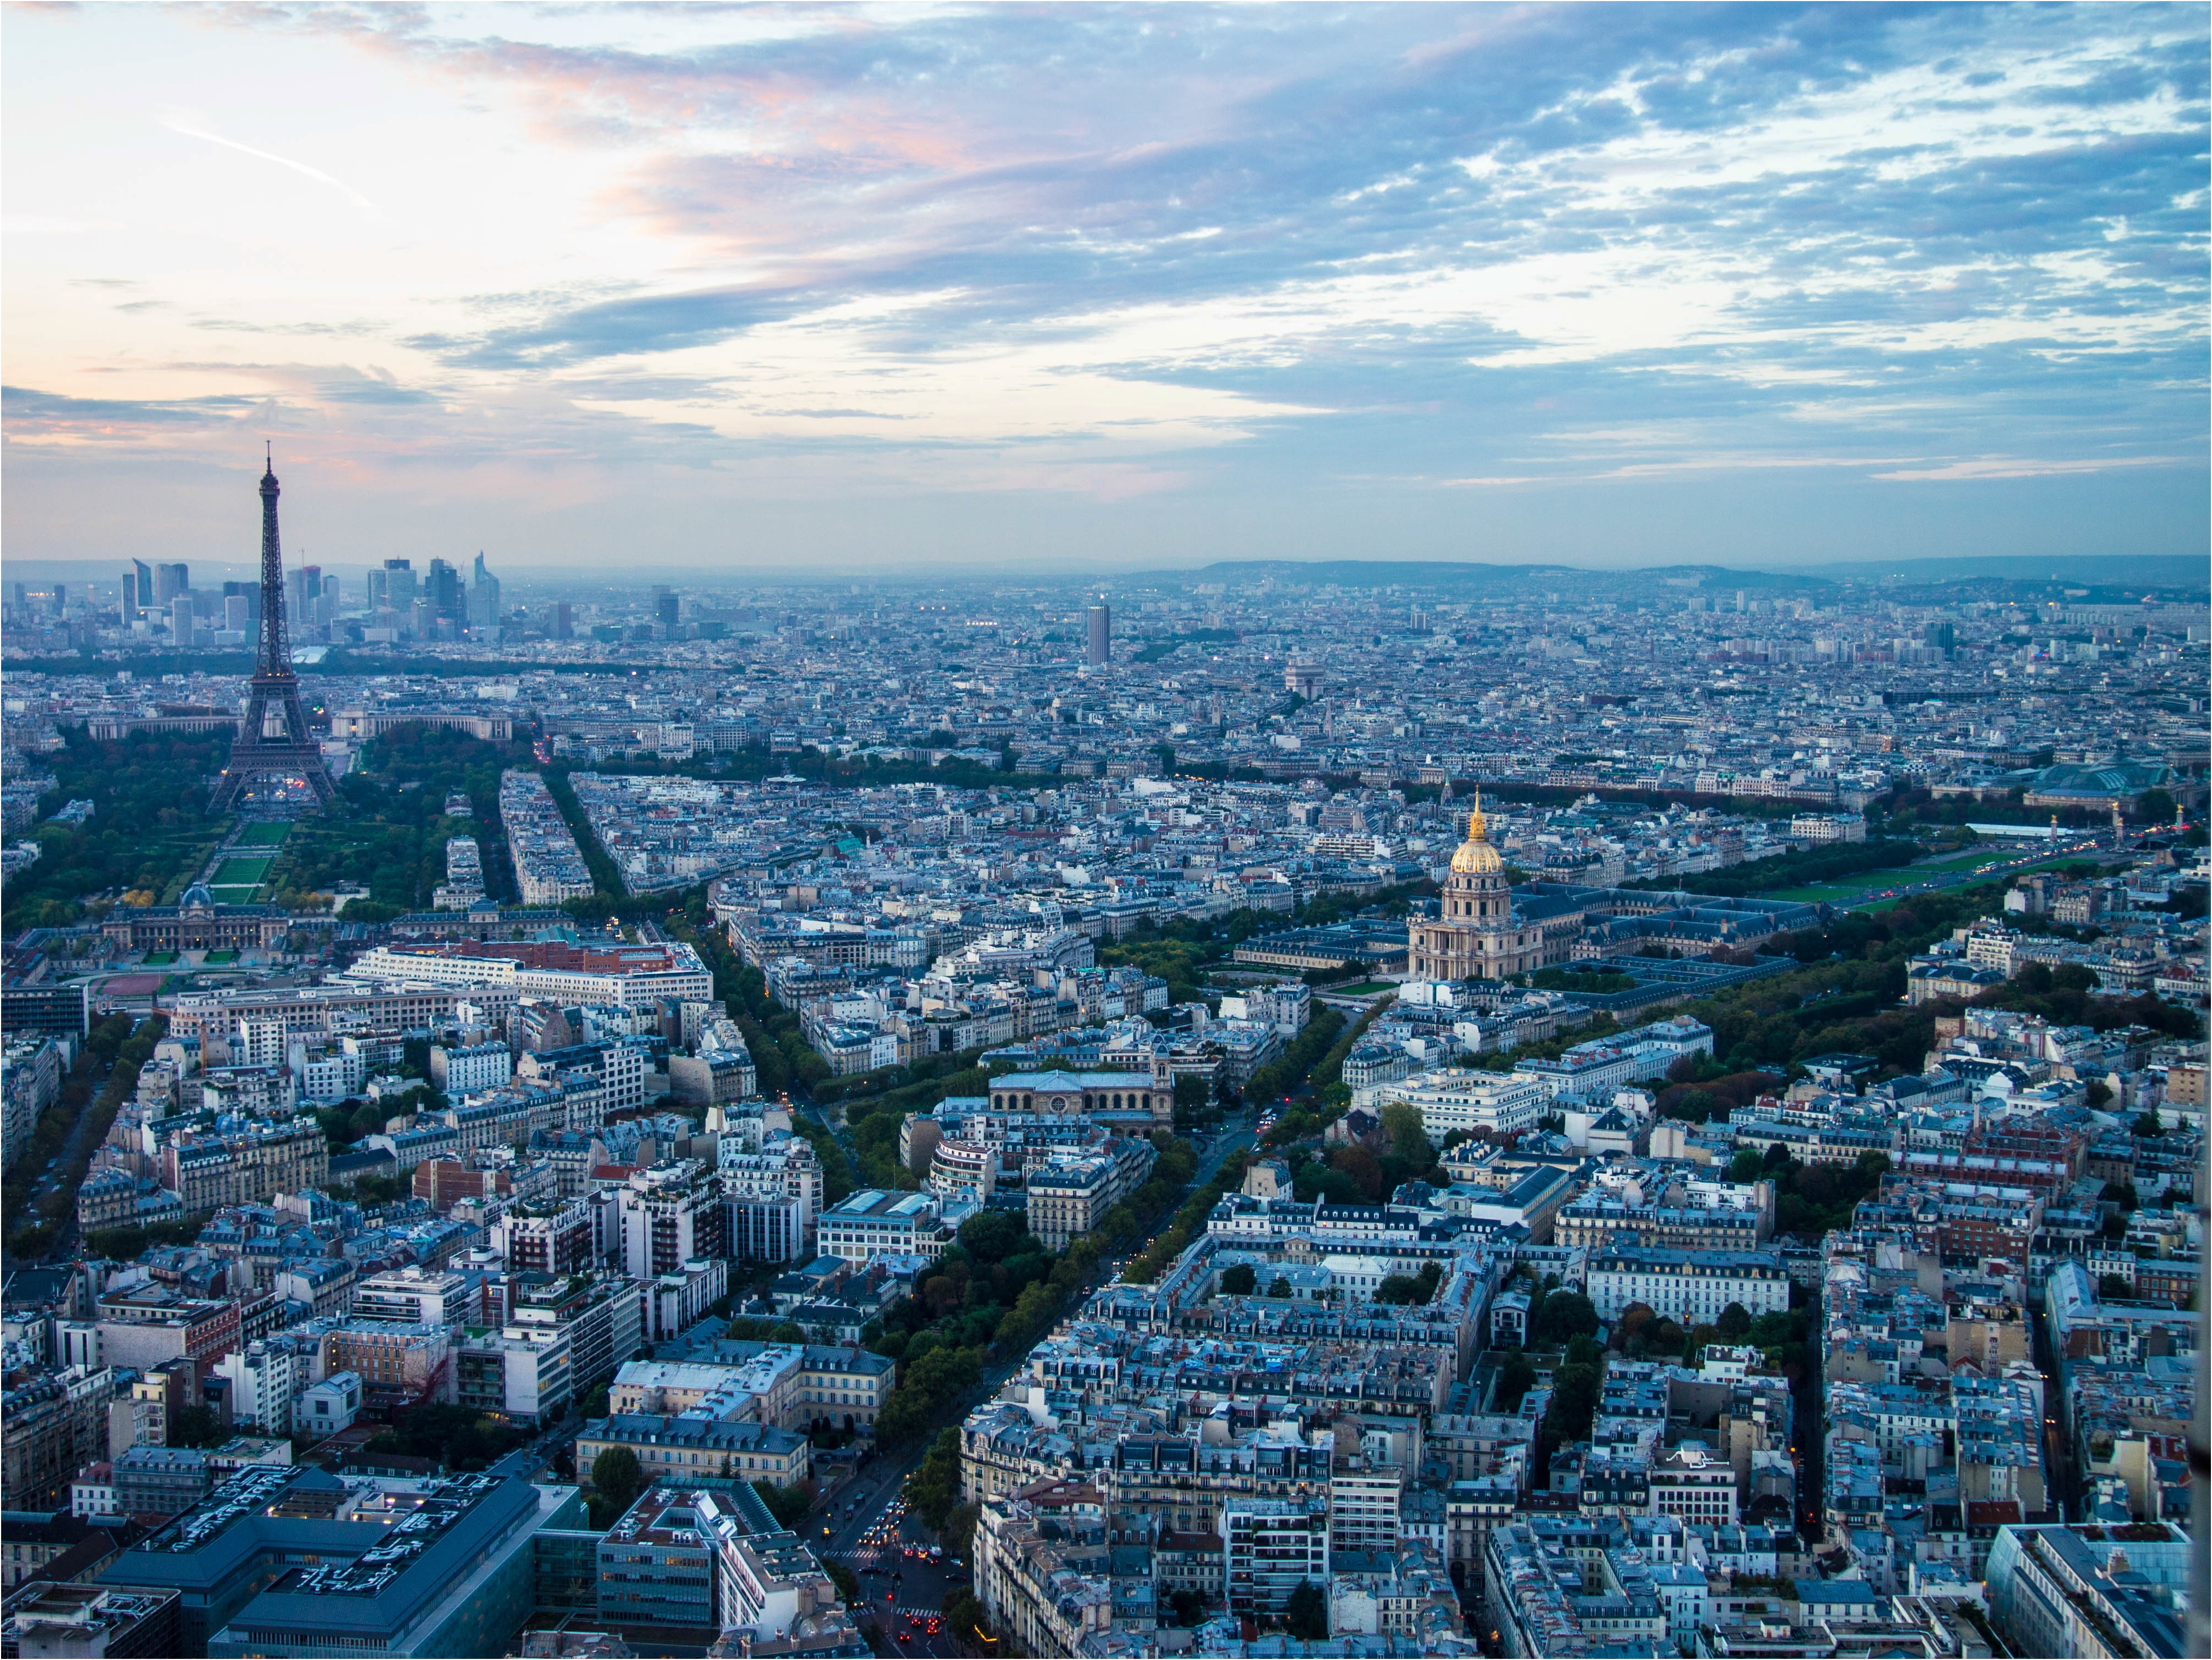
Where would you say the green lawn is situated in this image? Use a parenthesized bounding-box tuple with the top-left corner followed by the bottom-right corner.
(203, 948, 238, 964)
(142, 951, 176, 965)
(234, 822, 292, 848)
(1780, 848, 2085, 909)
(212, 856, 275, 888)
(1768, 873, 1916, 902)
(209, 886, 261, 905)
(1328, 982, 1400, 996)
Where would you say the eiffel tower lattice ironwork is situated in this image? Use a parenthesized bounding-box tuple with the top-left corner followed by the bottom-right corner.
(209, 448, 335, 810)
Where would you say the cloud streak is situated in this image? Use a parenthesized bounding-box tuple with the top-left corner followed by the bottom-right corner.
(160, 109, 383, 217)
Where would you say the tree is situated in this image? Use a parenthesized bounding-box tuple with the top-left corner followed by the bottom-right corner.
(958, 1209, 1025, 1262)
(1542, 1358, 1601, 1456)
(1173, 1073, 1214, 1128)
(1728, 1148, 1765, 1185)
(1532, 1290, 1599, 1346)
(1375, 1261, 1444, 1306)
(590, 1445, 643, 1515)
(1495, 1351, 1537, 1411)
(754, 1477, 817, 1527)
(2100, 1273, 2134, 1300)
(2134, 1108, 2163, 1138)
(1716, 1301, 1754, 1340)
(1267, 1276, 1293, 1298)
(945, 1587, 989, 1637)
(1330, 1145, 1384, 1202)
(1284, 1580, 1330, 1639)
(1219, 1263, 1258, 1296)
(1611, 1301, 1657, 1351)
(169, 1405, 226, 1449)
(1379, 1100, 1432, 1168)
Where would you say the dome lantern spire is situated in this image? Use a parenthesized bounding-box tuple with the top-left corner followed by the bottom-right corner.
(1451, 787, 1502, 875)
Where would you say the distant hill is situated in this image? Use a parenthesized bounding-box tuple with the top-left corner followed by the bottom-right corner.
(1798, 553, 2207, 593)
(1162, 559, 1833, 590)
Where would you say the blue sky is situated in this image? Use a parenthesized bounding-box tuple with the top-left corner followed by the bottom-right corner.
(4, 3, 2205, 573)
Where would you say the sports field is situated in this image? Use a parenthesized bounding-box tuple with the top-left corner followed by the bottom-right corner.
(234, 822, 292, 848)
(212, 855, 276, 888)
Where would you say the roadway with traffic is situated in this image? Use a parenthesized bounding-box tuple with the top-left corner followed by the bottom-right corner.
(1832, 835, 2105, 913)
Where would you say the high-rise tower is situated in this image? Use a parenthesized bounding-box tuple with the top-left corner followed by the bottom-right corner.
(210, 449, 335, 811)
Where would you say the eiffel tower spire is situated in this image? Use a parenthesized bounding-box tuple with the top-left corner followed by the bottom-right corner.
(210, 450, 335, 811)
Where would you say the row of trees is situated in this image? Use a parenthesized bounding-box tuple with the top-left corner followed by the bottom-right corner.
(1244, 1005, 1348, 1110)
(1, 727, 233, 929)
(6, 1013, 169, 1256)
(281, 727, 532, 914)
(868, 1132, 1203, 1443)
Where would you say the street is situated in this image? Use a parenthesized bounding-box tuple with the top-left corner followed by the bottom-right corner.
(791, 1095, 1251, 1655)
(824, 1479, 972, 1657)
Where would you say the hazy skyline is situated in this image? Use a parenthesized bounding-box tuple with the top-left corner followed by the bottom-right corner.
(4, 3, 2205, 574)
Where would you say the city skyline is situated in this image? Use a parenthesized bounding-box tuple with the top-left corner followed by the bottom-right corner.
(4, 3, 2206, 572)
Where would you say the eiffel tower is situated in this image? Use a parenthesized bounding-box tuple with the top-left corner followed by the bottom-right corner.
(209, 448, 335, 811)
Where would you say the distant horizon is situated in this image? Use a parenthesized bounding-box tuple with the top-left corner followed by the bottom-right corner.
(6, 4, 2205, 570)
(9, 549, 2205, 593)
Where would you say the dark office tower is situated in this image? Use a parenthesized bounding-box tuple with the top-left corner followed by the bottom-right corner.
(210, 450, 334, 811)
(288, 564, 321, 627)
(1923, 621, 1956, 655)
(1086, 603, 1111, 667)
(427, 559, 464, 625)
(470, 551, 500, 626)
(654, 585, 680, 635)
(550, 600, 574, 640)
(383, 558, 417, 612)
(154, 562, 190, 606)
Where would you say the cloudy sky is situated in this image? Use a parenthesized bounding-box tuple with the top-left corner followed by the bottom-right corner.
(4, 3, 2205, 575)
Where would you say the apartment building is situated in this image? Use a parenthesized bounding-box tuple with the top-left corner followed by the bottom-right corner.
(1025, 1136, 1158, 1252)
(1223, 1497, 1330, 1622)
(1390, 1070, 1547, 1140)
(1586, 1241, 1791, 1326)
(617, 1161, 726, 1280)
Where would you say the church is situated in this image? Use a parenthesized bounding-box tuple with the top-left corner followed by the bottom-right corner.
(1408, 794, 1581, 981)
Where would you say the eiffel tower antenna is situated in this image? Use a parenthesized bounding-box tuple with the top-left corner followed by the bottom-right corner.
(209, 449, 335, 811)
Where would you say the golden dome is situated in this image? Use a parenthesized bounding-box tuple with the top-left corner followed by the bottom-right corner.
(1450, 792, 1503, 875)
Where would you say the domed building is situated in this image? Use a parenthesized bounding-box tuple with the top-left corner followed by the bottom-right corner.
(1409, 794, 1557, 981)
(100, 880, 289, 956)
